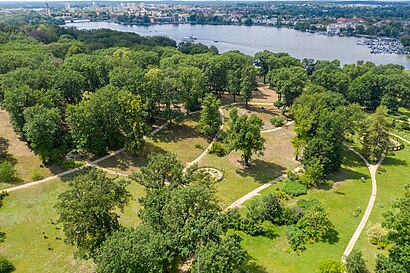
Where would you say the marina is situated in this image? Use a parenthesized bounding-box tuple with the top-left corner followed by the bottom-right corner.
(356, 38, 408, 55)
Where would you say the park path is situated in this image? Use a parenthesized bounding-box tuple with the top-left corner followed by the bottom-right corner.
(342, 146, 385, 261)
(3, 121, 171, 193)
(389, 132, 410, 145)
(226, 166, 302, 210)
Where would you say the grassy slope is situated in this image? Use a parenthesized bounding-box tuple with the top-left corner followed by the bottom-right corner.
(236, 149, 372, 273)
(0, 177, 145, 273)
(354, 145, 410, 270)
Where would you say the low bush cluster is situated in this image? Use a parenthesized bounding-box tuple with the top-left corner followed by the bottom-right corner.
(208, 142, 227, 157)
(282, 179, 307, 197)
(270, 115, 286, 127)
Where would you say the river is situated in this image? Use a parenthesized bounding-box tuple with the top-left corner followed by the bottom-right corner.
(66, 21, 410, 68)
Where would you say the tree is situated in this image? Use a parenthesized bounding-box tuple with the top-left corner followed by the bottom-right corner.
(0, 255, 14, 273)
(177, 66, 207, 112)
(312, 67, 350, 95)
(0, 162, 16, 183)
(268, 66, 308, 108)
(319, 259, 344, 273)
(190, 235, 248, 273)
(197, 93, 222, 137)
(375, 185, 410, 272)
(23, 105, 61, 162)
(296, 200, 337, 244)
(227, 108, 265, 166)
(345, 250, 369, 273)
(362, 106, 392, 162)
(96, 226, 168, 273)
(240, 64, 256, 107)
(55, 168, 131, 258)
(118, 93, 148, 153)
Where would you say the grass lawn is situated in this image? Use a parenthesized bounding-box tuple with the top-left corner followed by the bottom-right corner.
(235, 149, 372, 273)
(98, 113, 209, 174)
(0, 109, 52, 190)
(354, 145, 410, 271)
(0, 175, 146, 273)
(200, 124, 298, 208)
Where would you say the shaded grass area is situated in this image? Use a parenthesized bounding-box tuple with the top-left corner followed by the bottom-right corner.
(235, 149, 372, 273)
(200, 124, 298, 208)
(354, 145, 410, 271)
(0, 109, 52, 189)
(98, 113, 209, 174)
(0, 175, 145, 273)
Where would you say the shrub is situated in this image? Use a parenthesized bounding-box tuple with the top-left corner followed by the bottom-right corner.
(398, 115, 408, 121)
(282, 180, 307, 197)
(396, 121, 410, 131)
(31, 169, 44, 181)
(270, 115, 286, 127)
(345, 250, 369, 273)
(318, 259, 344, 273)
(286, 225, 306, 252)
(194, 144, 203, 149)
(0, 161, 16, 183)
(367, 223, 388, 246)
(0, 256, 14, 273)
(208, 142, 227, 157)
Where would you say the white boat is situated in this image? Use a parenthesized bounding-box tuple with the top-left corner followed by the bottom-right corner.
(181, 34, 197, 42)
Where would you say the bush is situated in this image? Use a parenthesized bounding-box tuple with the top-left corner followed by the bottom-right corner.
(270, 115, 286, 127)
(194, 144, 203, 149)
(31, 169, 44, 181)
(367, 223, 388, 246)
(345, 250, 369, 273)
(398, 115, 408, 121)
(0, 256, 14, 273)
(208, 142, 227, 157)
(282, 180, 307, 197)
(0, 161, 16, 183)
(318, 259, 344, 273)
(286, 225, 306, 252)
(396, 121, 410, 131)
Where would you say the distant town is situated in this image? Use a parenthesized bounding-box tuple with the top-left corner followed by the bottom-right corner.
(1, 1, 409, 54)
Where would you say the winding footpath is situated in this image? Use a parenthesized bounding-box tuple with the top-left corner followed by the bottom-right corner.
(342, 145, 385, 261)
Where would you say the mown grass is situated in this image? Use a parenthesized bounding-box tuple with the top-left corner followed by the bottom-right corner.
(354, 145, 410, 271)
(235, 149, 372, 273)
(0, 176, 145, 273)
(200, 124, 298, 208)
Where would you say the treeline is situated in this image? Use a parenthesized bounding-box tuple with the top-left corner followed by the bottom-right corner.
(0, 22, 256, 164)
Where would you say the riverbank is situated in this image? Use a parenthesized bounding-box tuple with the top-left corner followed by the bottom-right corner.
(66, 21, 410, 68)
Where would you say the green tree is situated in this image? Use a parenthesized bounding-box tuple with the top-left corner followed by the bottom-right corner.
(0, 255, 14, 273)
(227, 108, 265, 166)
(346, 250, 369, 273)
(96, 226, 168, 273)
(362, 106, 392, 162)
(197, 93, 222, 137)
(240, 64, 256, 107)
(375, 185, 410, 272)
(55, 168, 131, 258)
(119, 93, 148, 153)
(23, 105, 61, 162)
(0, 162, 16, 183)
(190, 235, 248, 273)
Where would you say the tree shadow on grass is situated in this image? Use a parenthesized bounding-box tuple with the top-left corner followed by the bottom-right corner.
(380, 156, 408, 166)
(0, 137, 17, 166)
(323, 228, 340, 245)
(150, 122, 203, 143)
(244, 261, 269, 273)
(236, 158, 286, 184)
(98, 143, 168, 172)
(327, 168, 370, 184)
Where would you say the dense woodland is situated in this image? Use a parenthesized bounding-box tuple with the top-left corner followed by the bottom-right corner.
(0, 12, 410, 273)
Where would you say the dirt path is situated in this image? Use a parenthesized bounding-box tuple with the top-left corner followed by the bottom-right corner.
(342, 146, 385, 261)
(3, 122, 170, 193)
